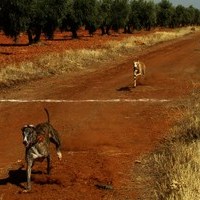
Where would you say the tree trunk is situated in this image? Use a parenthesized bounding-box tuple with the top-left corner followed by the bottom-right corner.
(71, 28, 78, 39)
(33, 27, 41, 43)
(100, 26, 106, 35)
(127, 25, 133, 34)
(106, 25, 111, 35)
(27, 29, 33, 45)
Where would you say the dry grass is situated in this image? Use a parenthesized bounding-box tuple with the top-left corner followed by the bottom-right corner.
(104, 26, 199, 51)
(135, 91, 200, 200)
(0, 26, 199, 88)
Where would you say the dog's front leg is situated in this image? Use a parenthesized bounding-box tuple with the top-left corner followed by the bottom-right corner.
(47, 155, 51, 175)
(26, 159, 33, 191)
(133, 72, 137, 88)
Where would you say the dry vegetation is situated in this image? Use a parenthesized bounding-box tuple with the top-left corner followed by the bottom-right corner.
(135, 91, 200, 200)
(0, 27, 199, 88)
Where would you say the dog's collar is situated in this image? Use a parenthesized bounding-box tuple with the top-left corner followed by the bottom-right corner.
(25, 136, 44, 149)
(37, 135, 45, 143)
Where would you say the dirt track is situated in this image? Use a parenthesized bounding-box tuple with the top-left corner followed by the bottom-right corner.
(0, 32, 200, 200)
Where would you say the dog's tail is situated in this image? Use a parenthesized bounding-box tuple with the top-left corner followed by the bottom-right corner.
(44, 108, 50, 123)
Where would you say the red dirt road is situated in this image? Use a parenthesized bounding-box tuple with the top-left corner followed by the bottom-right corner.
(0, 32, 200, 199)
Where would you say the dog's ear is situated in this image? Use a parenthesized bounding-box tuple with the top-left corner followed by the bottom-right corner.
(28, 124, 35, 128)
(21, 124, 35, 132)
(21, 125, 28, 132)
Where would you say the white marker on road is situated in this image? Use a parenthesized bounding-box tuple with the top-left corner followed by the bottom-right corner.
(0, 99, 170, 103)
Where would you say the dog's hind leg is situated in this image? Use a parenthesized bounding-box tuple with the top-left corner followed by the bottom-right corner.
(51, 139, 62, 160)
(49, 128, 62, 160)
(56, 147, 62, 160)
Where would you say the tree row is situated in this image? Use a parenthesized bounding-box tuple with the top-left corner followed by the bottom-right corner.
(0, 0, 200, 44)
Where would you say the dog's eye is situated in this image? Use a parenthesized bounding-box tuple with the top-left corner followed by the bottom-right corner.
(22, 132, 27, 137)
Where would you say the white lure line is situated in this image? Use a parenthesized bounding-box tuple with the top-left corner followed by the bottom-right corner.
(0, 99, 170, 103)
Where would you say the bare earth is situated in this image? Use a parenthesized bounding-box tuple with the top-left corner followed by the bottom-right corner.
(0, 32, 200, 200)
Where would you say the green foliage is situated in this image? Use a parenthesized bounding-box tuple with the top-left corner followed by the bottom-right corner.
(98, 0, 113, 34)
(1, 0, 30, 41)
(194, 8, 200, 25)
(143, 1, 157, 30)
(42, 0, 68, 39)
(75, 0, 99, 35)
(187, 6, 197, 25)
(174, 5, 199, 27)
(129, 0, 143, 30)
(110, 0, 130, 32)
(175, 5, 187, 26)
(0, 0, 200, 42)
(128, 0, 156, 31)
(156, 0, 174, 27)
(61, 0, 99, 37)
(27, 0, 67, 42)
(0, 0, 67, 43)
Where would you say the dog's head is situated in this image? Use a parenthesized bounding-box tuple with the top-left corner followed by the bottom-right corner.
(133, 61, 139, 71)
(21, 125, 37, 148)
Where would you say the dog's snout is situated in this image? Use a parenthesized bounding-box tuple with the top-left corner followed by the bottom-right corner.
(23, 138, 29, 147)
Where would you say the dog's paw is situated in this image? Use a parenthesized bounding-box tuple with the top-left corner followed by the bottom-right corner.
(22, 189, 31, 193)
(57, 151, 62, 160)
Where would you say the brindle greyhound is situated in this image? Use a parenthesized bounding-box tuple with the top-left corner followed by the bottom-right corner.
(21, 108, 62, 191)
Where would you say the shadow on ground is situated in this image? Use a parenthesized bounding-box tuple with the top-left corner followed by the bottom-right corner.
(0, 167, 26, 189)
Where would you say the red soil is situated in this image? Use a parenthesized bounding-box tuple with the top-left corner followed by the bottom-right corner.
(0, 29, 131, 65)
(0, 30, 200, 199)
(0, 28, 157, 66)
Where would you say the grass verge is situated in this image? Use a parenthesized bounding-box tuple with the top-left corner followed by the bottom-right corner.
(0, 26, 199, 88)
(135, 90, 200, 200)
